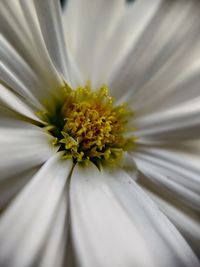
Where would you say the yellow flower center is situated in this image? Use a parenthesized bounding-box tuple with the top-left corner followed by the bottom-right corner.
(41, 82, 136, 166)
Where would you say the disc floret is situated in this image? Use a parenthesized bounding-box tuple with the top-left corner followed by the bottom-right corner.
(42, 82, 136, 165)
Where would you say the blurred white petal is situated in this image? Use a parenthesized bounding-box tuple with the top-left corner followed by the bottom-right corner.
(0, 0, 35, 63)
(63, 0, 124, 85)
(33, 0, 81, 87)
(131, 49, 200, 115)
(134, 98, 200, 141)
(38, 190, 68, 267)
(131, 143, 200, 210)
(0, 1, 52, 83)
(70, 163, 199, 267)
(0, 167, 39, 212)
(70, 163, 154, 267)
(109, 0, 200, 103)
(144, 188, 200, 258)
(0, 154, 72, 267)
(1, 36, 45, 109)
(18, 0, 63, 86)
(0, 0, 63, 102)
(0, 113, 55, 179)
(0, 84, 42, 122)
(33, 0, 68, 78)
(105, 0, 161, 97)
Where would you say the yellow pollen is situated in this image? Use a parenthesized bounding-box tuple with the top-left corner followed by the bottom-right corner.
(42, 82, 136, 165)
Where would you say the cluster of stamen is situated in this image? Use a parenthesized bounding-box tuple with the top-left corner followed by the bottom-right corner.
(43, 82, 136, 165)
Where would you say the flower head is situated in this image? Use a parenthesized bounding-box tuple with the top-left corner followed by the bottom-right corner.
(41, 82, 135, 164)
(0, 0, 200, 267)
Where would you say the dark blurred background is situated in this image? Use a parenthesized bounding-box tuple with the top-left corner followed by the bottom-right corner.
(60, 0, 135, 8)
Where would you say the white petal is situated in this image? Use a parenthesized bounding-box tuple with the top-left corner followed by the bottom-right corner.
(1, 0, 63, 100)
(38, 190, 68, 267)
(0, 114, 56, 179)
(18, 0, 62, 82)
(134, 98, 200, 141)
(143, 188, 200, 258)
(105, 0, 161, 97)
(0, 154, 72, 267)
(70, 163, 199, 267)
(0, 62, 43, 111)
(0, 84, 42, 122)
(33, 0, 68, 78)
(0, 1, 42, 78)
(130, 50, 200, 116)
(63, 0, 124, 85)
(131, 144, 200, 210)
(0, 106, 37, 128)
(70, 163, 154, 267)
(109, 0, 200, 102)
(0, 167, 39, 212)
(1, 36, 45, 109)
(1, 30, 63, 106)
(0, 0, 34, 59)
(33, 0, 80, 87)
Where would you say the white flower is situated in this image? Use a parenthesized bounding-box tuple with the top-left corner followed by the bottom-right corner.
(0, 0, 200, 267)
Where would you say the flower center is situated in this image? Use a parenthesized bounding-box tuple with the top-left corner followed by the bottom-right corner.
(41, 82, 136, 165)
